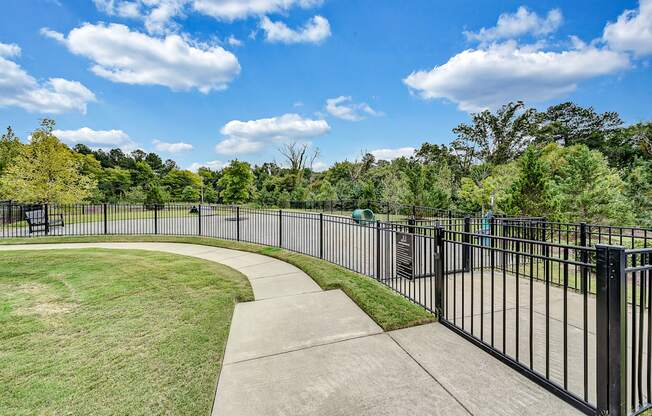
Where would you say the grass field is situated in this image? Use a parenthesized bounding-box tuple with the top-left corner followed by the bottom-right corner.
(0, 249, 253, 416)
(0, 236, 436, 331)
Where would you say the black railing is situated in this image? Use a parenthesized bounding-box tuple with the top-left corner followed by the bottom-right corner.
(2, 202, 651, 415)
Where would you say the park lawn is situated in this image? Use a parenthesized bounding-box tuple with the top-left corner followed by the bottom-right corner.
(0, 249, 253, 416)
(0, 236, 436, 331)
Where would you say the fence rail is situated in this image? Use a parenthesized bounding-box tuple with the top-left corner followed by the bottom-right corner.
(1, 201, 651, 415)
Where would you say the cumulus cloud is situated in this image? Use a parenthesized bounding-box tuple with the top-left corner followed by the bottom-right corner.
(464, 6, 563, 43)
(216, 113, 330, 155)
(260, 15, 330, 44)
(153, 139, 193, 153)
(325, 96, 382, 121)
(371, 147, 415, 161)
(0, 42, 96, 114)
(53, 127, 137, 150)
(404, 41, 629, 112)
(0, 42, 21, 57)
(603, 0, 652, 57)
(193, 0, 323, 21)
(93, 0, 324, 33)
(189, 160, 226, 171)
(42, 23, 240, 93)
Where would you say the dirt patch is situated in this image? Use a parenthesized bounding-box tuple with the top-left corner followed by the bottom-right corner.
(16, 302, 77, 316)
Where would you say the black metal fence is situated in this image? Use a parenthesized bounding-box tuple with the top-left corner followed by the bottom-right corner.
(2, 202, 652, 415)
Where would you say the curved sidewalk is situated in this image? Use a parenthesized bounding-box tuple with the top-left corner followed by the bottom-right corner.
(0, 243, 581, 416)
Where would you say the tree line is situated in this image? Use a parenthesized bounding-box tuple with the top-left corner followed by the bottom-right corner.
(1, 101, 651, 226)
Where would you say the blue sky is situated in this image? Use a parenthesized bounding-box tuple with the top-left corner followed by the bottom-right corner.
(1, 0, 651, 171)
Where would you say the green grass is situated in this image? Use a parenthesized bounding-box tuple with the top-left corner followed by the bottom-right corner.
(0, 236, 435, 331)
(0, 249, 253, 416)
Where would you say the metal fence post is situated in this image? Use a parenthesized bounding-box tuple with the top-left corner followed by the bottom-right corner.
(463, 216, 471, 272)
(44, 203, 49, 235)
(278, 209, 282, 247)
(154, 204, 158, 235)
(198, 204, 202, 236)
(319, 212, 324, 259)
(103, 203, 108, 235)
(596, 244, 627, 416)
(579, 222, 588, 293)
(376, 220, 381, 279)
(435, 225, 445, 318)
(412, 204, 417, 219)
(236, 206, 240, 241)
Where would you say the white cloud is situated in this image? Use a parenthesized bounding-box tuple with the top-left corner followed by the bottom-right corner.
(227, 35, 243, 47)
(53, 127, 137, 150)
(0, 43, 95, 114)
(404, 41, 630, 112)
(192, 0, 323, 21)
(260, 15, 331, 44)
(42, 23, 240, 93)
(215, 137, 265, 154)
(370, 147, 415, 161)
(153, 139, 193, 153)
(189, 160, 226, 171)
(603, 0, 652, 57)
(216, 113, 330, 154)
(464, 6, 563, 43)
(0, 42, 20, 57)
(325, 96, 382, 121)
(93, 0, 324, 33)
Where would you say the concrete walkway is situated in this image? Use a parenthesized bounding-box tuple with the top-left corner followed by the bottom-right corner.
(0, 242, 582, 416)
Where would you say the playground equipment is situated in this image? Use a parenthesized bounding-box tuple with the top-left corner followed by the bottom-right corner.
(352, 208, 375, 225)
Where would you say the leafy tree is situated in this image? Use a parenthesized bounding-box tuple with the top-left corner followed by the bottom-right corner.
(0, 120, 96, 203)
(145, 183, 167, 207)
(315, 179, 337, 200)
(162, 169, 201, 200)
(535, 102, 622, 149)
(604, 122, 652, 169)
(505, 146, 556, 217)
(99, 167, 132, 202)
(180, 185, 200, 202)
(217, 160, 255, 204)
(0, 126, 23, 174)
(625, 160, 652, 226)
(132, 161, 156, 188)
(452, 101, 537, 165)
(546, 145, 632, 224)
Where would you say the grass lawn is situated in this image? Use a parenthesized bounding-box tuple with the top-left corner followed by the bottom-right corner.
(0, 249, 253, 416)
(0, 236, 435, 331)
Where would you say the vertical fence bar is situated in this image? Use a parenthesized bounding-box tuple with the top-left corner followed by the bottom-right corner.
(376, 220, 381, 279)
(154, 204, 158, 235)
(198, 204, 202, 236)
(319, 213, 324, 259)
(278, 209, 282, 247)
(596, 244, 627, 416)
(463, 216, 471, 272)
(236, 206, 240, 241)
(435, 225, 445, 318)
(103, 203, 108, 235)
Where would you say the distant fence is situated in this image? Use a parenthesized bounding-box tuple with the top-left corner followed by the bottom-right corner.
(1, 202, 651, 415)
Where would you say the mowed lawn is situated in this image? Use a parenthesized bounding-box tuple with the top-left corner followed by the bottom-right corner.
(0, 249, 254, 416)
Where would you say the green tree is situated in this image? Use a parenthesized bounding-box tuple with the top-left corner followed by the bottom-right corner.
(0, 120, 96, 203)
(180, 185, 200, 202)
(162, 169, 201, 201)
(546, 145, 632, 224)
(452, 101, 537, 165)
(99, 167, 132, 202)
(625, 160, 652, 226)
(217, 160, 255, 204)
(505, 146, 556, 217)
(145, 183, 167, 207)
(0, 126, 23, 174)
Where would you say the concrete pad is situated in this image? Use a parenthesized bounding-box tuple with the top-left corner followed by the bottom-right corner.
(250, 272, 321, 300)
(237, 260, 304, 279)
(213, 334, 470, 416)
(389, 323, 582, 416)
(223, 290, 382, 363)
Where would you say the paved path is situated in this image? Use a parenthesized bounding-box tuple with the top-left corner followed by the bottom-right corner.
(0, 242, 581, 416)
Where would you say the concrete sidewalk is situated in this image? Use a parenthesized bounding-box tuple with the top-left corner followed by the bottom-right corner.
(0, 242, 582, 415)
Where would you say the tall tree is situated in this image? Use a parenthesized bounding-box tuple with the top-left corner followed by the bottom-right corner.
(0, 126, 23, 174)
(217, 160, 255, 204)
(505, 146, 556, 217)
(0, 120, 96, 203)
(535, 102, 622, 149)
(452, 101, 537, 165)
